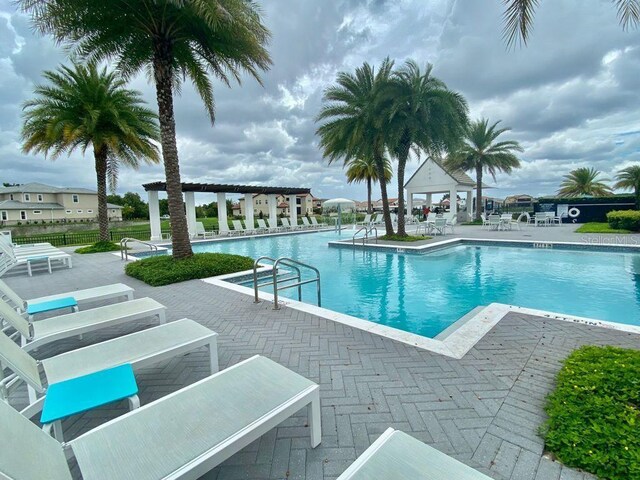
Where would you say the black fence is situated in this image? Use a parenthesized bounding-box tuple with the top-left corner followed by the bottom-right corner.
(12, 229, 170, 247)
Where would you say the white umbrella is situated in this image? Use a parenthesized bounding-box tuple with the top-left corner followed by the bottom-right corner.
(322, 198, 356, 231)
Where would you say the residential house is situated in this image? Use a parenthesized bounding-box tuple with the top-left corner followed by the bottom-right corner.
(0, 182, 123, 225)
(504, 194, 535, 208)
(236, 193, 319, 217)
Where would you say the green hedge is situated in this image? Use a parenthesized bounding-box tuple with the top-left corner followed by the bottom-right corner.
(542, 346, 640, 480)
(75, 241, 122, 254)
(125, 253, 254, 286)
(607, 210, 640, 231)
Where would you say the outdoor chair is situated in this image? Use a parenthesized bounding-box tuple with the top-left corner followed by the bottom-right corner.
(337, 428, 491, 480)
(534, 213, 549, 227)
(480, 213, 490, 229)
(0, 318, 218, 440)
(194, 221, 217, 239)
(310, 216, 327, 227)
(0, 296, 166, 353)
(281, 218, 297, 231)
(433, 217, 448, 236)
(487, 214, 501, 230)
(357, 214, 372, 226)
(0, 241, 72, 276)
(300, 217, 314, 229)
(0, 355, 321, 480)
(230, 220, 249, 236)
(0, 280, 134, 320)
(267, 218, 282, 232)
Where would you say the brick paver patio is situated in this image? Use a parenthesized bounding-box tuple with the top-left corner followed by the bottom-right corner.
(4, 250, 639, 479)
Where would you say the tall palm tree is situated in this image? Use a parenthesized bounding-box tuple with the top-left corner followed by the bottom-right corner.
(615, 164, 640, 208)
(557, 167, 613, 197)
(346, 156, 392, 214)
(21, 63, 159, 243)
(20, 0, 271, 259)
(502, 0, 639, 47)
(388, 60, 469, 236)
(445, 119, 523, 220)
(316, 59, 397, 234)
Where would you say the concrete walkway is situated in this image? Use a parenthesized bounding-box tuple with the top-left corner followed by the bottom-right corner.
(4, 250, 639, 480)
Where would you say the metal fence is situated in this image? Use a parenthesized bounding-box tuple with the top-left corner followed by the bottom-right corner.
(12, 229, 170, 247)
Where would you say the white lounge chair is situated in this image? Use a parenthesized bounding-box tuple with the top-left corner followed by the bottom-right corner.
(337, 427, 491, 479)
(0, 355, 320, 480)
(267, 218, 282, 232)
(300, 217, 314, 229)
(194, 221, 217, 239)
(0, 318, 218, 439)
(0, 297, 166, 353)
(281, 218, 296, 231)
(357, 214, 372, 226)
(0, 280, 134, 319)
(0, 241, 72, 276)
(256, 218, 271, 233)
(310, 216, 327, 227)
(230, 220, 249, 236)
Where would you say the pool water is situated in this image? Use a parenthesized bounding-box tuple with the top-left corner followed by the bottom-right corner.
(180, 231, 640, 337)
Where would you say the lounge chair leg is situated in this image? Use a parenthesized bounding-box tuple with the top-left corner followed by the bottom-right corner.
(208, 340, 219, 373)
(309, 389, 321, 448)
(45, 420, 64, 441)
(158, 311, 166, 325)
(27, 384, 38, 404)
(27, 262, 32, 277)
(47, 258, 52, 274)
(128, 394, 140, 410)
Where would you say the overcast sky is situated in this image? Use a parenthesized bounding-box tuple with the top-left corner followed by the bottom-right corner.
(1, 0, 639, 203)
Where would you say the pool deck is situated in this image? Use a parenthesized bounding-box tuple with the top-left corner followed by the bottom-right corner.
(4, 245, 640, 480)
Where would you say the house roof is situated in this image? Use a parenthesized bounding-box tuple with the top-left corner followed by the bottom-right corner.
(404, 157, 479, 189)
(0, 200, 64, 210)
(107, 203, 123, 209)
(0, 182, 96, 194)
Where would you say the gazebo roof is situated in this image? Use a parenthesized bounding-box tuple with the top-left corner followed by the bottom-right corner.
(143, 182, 310, 195)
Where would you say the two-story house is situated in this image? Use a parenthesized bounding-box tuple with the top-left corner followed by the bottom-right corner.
(0, 183, 123, 225)
(234, 193, 320, 217)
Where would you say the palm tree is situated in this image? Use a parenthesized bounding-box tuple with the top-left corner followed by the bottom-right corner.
(502, 0, 639, 47)
(21, 63, 159, 243)
(388, 60, 469, 236)
(445, 119, 523, 220)
(557, 167, 613, 197)
(346, 156, 392, 214)
(615, 164, 640, 209)
(316, 59, 397, 234)
(20, 0, 271, 260)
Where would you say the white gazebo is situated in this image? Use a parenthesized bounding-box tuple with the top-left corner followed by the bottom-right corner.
(404, 158, 477, 221)
(143, 182, 311, 240)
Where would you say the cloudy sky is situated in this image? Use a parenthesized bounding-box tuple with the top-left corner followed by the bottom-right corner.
(1, 0, 639, 204)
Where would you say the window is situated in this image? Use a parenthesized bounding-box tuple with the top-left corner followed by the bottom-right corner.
(76, 209, 83, 214)
(32, 210, 42, 215)
(20, 211, 26, 220)
(23, 194, 30, 202)
(72, 194, 79, 203)
(65, 210, 72, 214)
(37, 194, 43, 202)
(9, 194, 14, 201)
(87, 209, 93, 214)
(1, 211, 7, 221)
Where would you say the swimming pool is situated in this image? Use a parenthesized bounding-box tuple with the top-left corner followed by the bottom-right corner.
(171, 231, 640, 337)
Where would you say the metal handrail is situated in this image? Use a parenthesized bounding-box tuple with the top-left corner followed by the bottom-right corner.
(120, 237, 158, 261)
(253, 256, 321, 310)
(352, 225, 378, 247)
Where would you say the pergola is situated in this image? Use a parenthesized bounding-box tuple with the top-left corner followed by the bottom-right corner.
(404, 158, 477, 220)
(143, 182, 310, 240)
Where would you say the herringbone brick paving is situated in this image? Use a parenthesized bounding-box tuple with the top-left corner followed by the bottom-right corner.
(4, 252, 639, 479)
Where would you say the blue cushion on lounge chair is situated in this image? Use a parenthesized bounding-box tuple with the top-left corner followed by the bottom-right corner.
(41, 364, 138, 424)
(27, 297, 78, 315)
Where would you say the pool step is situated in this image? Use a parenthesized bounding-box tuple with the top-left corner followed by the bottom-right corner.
(434, 306, 486, 340)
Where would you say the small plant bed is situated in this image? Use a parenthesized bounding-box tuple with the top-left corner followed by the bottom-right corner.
(75, 241, 122, 254)
(575, 222, 631, 234)
(125, 252, 255, 286)
(378, 234, 430, 242)
(542, 346, 640, 480)
(461, 219, 484, 225)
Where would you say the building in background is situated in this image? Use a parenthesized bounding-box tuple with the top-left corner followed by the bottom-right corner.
(0, 182, 123, 225)
(235, 193, 321, 216)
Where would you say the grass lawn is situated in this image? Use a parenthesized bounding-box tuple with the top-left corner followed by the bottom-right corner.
(125, 252, 255, 286)
(575, 222, 632, 234)
(379, 234, 430, 242)
(542, 346, 640, 480)
(75, 241, 122, 254)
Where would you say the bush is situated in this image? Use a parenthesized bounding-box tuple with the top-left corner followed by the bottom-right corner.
(607, 210, 640, 231)
(75, 241, 122, 254)
(542, 346, 640, 480)
(125, 252, 255, 286)
(379, 234, 429, 242)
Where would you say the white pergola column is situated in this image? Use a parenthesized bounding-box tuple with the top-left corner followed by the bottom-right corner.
(426, 193, 432, 208)
(184, 191, 197, 238)
(217, 192, 228, 233)
(406, 191, 413, 218)
(244, 193, 254, 229)
(268, 194, 278, 225)
(449, 187, 457, 217)
(466, 190, 473, 220)
(289, 195, 298, 227)
(148, 190, 162, 241)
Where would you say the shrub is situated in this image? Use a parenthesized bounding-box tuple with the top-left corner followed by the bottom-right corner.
(125, 252, 254, 286)
(379, 234, 429, 242)
(75, 241, 122, 254)
(607, 210, 640, 231)
(542, 346, 640, 480)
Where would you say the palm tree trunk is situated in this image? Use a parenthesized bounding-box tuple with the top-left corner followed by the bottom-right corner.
(367, 177, 372, 214)
(374, 148, 394, 235)
(153, 40, 193, 260)
(94, 145, 109, 243)
(475, 166, 483, 221)
(395, 133, 411, 237)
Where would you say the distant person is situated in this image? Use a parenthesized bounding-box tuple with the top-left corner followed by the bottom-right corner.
(434, 206, 441, 215)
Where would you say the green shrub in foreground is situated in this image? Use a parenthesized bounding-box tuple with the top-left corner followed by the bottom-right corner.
(607, 210, 640, 231)
(125, 252, 255, 286)
(542, 346, 640, 480)
(75, 241, 122, 254)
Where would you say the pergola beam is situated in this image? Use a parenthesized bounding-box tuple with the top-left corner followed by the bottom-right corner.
(143, 182, 310, 196)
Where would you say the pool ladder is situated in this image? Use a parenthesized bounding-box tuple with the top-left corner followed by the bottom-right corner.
(252, 256, 321, 310)
(352, 225, 378, 247)
(120, 237, 158, 261)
